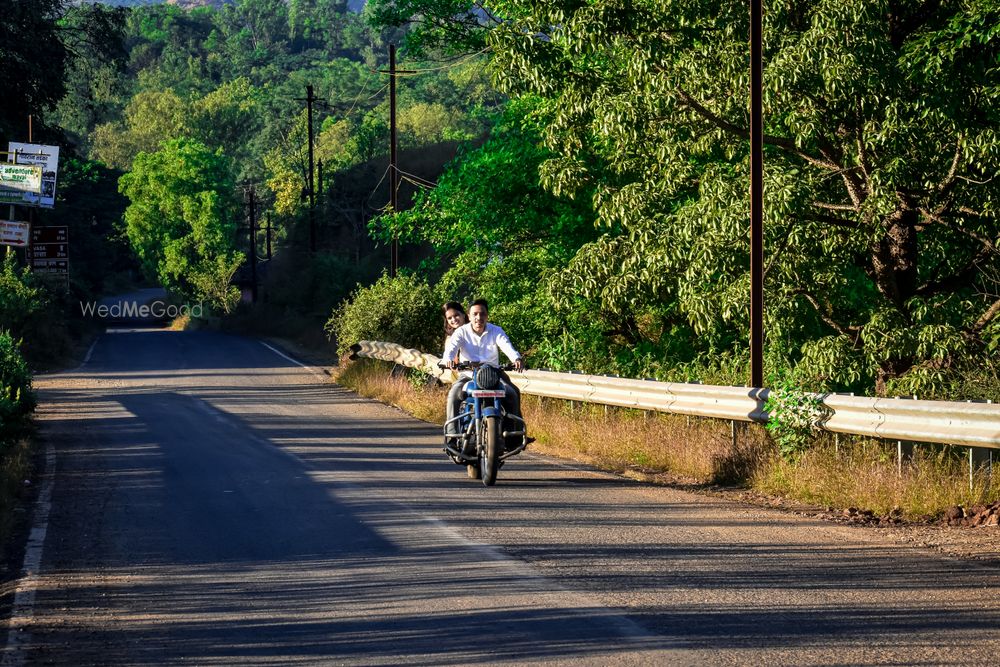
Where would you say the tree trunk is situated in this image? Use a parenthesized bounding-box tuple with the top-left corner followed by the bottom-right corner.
(870, 206, 919, 313)
(869, 204, 920, 392)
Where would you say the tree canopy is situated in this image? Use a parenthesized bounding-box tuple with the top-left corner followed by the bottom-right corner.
(119, 137, 242, 310)
(365, 0, 1000, 396)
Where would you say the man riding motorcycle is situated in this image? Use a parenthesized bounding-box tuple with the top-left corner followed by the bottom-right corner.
(442, 299, 525, 451)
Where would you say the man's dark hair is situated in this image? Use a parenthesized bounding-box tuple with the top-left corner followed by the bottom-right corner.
(470, 298, 489, 312)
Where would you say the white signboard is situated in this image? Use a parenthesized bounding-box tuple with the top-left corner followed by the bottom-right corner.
(0, 220, 30, 247)
(5, 143, 60, 208)
(0, 163, 41, 193)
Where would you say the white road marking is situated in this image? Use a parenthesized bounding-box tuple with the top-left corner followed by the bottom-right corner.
(258, 341, 327, 381)
(80, 338, 98, 368)
(2, 443, 56, 667)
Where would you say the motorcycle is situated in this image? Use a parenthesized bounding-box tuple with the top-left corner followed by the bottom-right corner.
(440, 361, 529, 486)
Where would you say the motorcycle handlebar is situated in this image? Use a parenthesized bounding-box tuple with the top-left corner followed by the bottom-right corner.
(437, 361, 520, 371)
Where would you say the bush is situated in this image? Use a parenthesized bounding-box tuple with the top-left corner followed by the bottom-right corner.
(0, 254, 71, 366)
(0, 332, 35, 445)
(0, 254, 46, 339)
(325, 272, 441, 357)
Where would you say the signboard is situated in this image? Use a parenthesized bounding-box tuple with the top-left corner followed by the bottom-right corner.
(0, 220, 30, 247)
(0, 189, 26, 205)
(3, 143, 60, 208)
(30, 259, 69, 274)
(28, 226, 69, 278)
(0, 163, 42, 193)
(32, 226, 67, 244)
(28, 243, 68, 260)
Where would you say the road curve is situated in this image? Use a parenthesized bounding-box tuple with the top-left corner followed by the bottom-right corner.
(4, 327, 1000, 665)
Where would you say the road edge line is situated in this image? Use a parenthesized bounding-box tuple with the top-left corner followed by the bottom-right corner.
(2, 442, 55, 667)
(258, 341, 328, 382)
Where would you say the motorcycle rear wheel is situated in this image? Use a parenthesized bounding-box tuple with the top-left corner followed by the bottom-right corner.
(480, 415, 500, 486)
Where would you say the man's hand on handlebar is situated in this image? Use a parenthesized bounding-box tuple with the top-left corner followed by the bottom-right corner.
(513, 357, 525, 373)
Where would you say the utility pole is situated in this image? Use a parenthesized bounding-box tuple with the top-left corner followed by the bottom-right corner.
(317, 158, 324, 247)
(389, 44, 399, 277)
(248, 186, 258, 303)
(306, 85, 316, 253)
(26, 115, 34, 268)
(749, 0, 764, 389)
(295, 85, 325, 252)
(266, 212, 272, 261)
(378, 46, 415, 277)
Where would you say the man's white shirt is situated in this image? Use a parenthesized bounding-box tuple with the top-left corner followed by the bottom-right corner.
(443, 322, 521, 368)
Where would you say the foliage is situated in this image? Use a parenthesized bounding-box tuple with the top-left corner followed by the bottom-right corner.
(265, 250, 384, 320)
(371, 96, 598, 362)
(764, 372, 827, 461)
(119, 138, 242, 309)
(43, 157, 137, 298)
(0, 332, 34, 445)
(0, 0, 126, 141)
(0, 254, 47, 340)
(325, 272, 441, 357)
(474, 0, 1000, 397)
(0, 254, 71, 365)
(366, 0, 494, 57)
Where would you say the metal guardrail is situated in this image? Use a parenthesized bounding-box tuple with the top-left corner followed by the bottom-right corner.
(349, 341, 1000, 451)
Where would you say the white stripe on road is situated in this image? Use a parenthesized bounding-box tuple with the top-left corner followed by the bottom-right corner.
(259, 341, 328, 381)
(2, 443, 56, 667)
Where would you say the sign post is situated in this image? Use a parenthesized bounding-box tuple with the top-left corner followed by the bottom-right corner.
(1, 143, 60, 208)
(0, 163, 42, 193)
(28, 226, 69, 286)
(0, 220, 30, 247)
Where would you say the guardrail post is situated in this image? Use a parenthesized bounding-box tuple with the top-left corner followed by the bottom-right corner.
(731, 420, 737, 450)
(965, 399, 995, 491)
(897, 441, 903, 477)
(969, 447, 975, 495)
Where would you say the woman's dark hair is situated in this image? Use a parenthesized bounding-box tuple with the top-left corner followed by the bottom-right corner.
(442, 301, 467, 336)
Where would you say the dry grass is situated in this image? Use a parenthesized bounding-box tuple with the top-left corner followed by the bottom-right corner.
(333, 360, 446, 425)
(334, 359, 1000, 520)
(0, 437, 37, 553)
(754, 437, 1000, 518)
(521, 397, 770, 484)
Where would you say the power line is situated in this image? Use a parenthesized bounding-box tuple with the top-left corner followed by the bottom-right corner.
(397, 168, 437, 189)
(387, 47, 492, 76)
(366, 165, 393, 210)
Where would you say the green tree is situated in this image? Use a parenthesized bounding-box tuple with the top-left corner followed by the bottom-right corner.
(479, 0, 1000, 395)
(119, 138, 242, 311)
(90, 89, 187, 169)
(0, 0, 125, 140)
(366, 0, 495, 57)
(374, 97, 599, 357)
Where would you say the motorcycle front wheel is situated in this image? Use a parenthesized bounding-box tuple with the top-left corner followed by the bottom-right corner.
(480, 415, 501, 486)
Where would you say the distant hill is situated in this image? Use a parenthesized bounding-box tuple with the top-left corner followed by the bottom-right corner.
(83, 1, 229, 7)
(84, 1, 366, 9)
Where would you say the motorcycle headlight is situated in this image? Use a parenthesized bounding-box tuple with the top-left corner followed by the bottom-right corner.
(474, 365, 500, 390)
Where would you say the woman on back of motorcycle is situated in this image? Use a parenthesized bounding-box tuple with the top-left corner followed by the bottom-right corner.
(442, 302, 471, 441)
(442, 301, 467, 364)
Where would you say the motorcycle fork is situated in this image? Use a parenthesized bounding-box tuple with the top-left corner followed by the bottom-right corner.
(470, 397, 501, 449)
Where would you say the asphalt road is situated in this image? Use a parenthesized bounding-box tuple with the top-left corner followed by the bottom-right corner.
(4, 327, 1000, 665)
